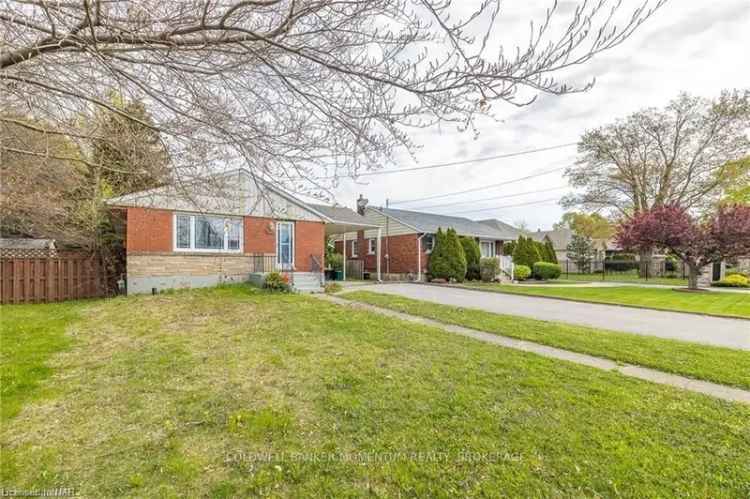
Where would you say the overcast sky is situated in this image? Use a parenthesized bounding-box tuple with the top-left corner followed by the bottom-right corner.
(324, 0, 750, 231)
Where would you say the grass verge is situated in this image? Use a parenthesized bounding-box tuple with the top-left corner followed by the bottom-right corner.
(460, 282, 750, 318)
(0, 301, 82, 422)
(1, 285, 749, 497)
(342, 290, 750, 389)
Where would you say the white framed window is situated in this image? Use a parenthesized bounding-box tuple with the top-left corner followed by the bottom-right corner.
(351, 240, 358, 257)
(422, 234, 435, 253)
(367, 238, 376, 255)
(480, 240, 495, 258)
(173, 213, 243, 253)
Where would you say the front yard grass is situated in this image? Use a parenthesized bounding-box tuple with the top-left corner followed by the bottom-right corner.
(460, 282, 750, 318)
(1, 302, 82, 422)
(2, 285, 749, 497)
(343, 290, 750, 390)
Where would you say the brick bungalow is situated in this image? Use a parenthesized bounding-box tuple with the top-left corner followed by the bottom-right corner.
(334, 200, 519, 280)
(107, 169, 378, 294)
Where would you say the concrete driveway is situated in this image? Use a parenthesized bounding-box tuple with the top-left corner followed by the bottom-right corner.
(351, 283, 750, 350)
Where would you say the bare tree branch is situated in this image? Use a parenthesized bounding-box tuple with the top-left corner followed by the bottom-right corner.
(2, 0, 666, 196)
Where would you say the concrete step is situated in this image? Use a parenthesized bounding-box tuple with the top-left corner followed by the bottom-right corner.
(291, 273, 323, 294)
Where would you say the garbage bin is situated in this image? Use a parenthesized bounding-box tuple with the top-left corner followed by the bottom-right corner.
(335, 270, 344, 281)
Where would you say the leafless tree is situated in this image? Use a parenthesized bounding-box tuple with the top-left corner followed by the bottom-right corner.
(564, 90, 750, 217)
(2, 0, 666, 198)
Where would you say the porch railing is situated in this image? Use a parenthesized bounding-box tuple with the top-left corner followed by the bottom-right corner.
(310, 255, 323, 286)
(250, 253, 277, 273)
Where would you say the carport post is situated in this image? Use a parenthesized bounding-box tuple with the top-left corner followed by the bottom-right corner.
(342, 232, 347, 281)
(376, 227, 382, 281)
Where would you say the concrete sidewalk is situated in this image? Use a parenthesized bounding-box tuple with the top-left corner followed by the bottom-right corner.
(344, 283, 750, 350)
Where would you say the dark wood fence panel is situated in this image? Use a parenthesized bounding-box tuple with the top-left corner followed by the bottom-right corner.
(0, 256, 107, 304)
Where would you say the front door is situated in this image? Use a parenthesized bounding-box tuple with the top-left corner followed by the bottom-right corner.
(276, 222, 294, 271)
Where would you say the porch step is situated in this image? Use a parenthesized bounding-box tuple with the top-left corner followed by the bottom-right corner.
(291, 272, 323, 294)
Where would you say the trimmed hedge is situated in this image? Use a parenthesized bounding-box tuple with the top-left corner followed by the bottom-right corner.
(512, 236, 541, 268)
(533, 262, 562, 280)
(542, 236, 558, 264)
(712, 274, 749, 288)
(479, 257, 500, 282)
(514, 264, 531, 281)
(460, 236, 482, 281)
(429, 228, 467, 282)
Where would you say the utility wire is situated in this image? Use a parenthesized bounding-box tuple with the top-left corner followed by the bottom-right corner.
(390, 166, 567, 205)
(408, 185, 569, 210)
(448, 197, 562, 215)
(308, 142, 576, 180)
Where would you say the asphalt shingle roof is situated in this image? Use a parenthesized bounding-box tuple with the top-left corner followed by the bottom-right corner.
(308, 204, 378, 226)
(376, 208, 516, 240)
(529, 228, 573, 250)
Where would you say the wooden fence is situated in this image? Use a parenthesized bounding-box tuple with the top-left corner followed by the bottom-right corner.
(0, 256, 108, 304)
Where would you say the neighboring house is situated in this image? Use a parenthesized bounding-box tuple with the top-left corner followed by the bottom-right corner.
(529, 229, 574, 262)
(334, 202, 519, 280)
(0, 238, 58, 258)
(106, 169, 377, 294)
(528, 228, 616, 262)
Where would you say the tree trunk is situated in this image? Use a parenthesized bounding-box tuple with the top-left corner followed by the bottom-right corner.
(638, 249, 652, 278)
(687, 264, 700, 290)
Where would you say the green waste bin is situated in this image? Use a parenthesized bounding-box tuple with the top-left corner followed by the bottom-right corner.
(335, 270, 344, 281)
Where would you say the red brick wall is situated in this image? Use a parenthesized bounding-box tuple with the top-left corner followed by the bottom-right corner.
(244, 216, 276, 254)
(126, 207, 172, 252)
(362, 233, 428, 274)
(335, 232, 428, 275)
(334, 233, 363, 259)
(295, 221, 325, 271)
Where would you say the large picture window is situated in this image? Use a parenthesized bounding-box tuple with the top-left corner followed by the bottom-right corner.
(174, 213, 243, 253)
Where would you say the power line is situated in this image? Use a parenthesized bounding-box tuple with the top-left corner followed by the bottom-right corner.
(449, 197, 561, 215)
(390, 166, 567, 205)
(408, 185, 569, 211)
(309, 142, 576, 180)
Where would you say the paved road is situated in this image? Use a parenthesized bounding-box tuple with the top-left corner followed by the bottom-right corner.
(350, 283, 750, 350)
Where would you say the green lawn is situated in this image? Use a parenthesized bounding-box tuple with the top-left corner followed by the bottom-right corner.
(460, 282, 750, 318)
(563, 272, 689, 286)
(1, 302, 82, 422)
(343, 290, 750, 389)
(2, 285, 749, 497)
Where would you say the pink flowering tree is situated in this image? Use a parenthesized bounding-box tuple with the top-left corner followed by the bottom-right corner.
(616, 204, 750, 289)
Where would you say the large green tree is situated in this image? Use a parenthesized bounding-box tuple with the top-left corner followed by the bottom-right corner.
(718, 156, 750, 205)
(554, 212, 613, 240)
(88, 93, 171, 197)
(566, 235, 596, 273)
(565, 91, 750, 216)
